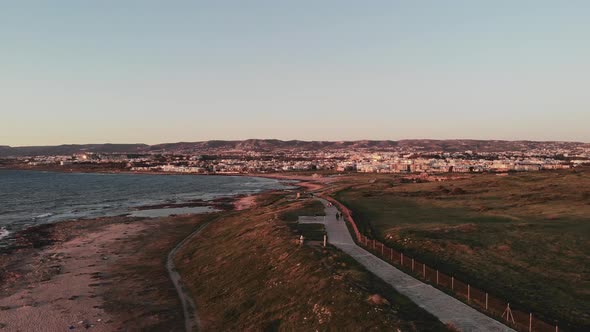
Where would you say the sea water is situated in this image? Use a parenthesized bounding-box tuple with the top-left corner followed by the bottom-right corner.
(0, 170, 288, 242)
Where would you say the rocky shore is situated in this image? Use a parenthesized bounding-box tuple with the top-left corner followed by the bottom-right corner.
(0, 213, 212, 331)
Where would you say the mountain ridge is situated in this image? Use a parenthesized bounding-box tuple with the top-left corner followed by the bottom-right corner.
(1, 139, 588, 157)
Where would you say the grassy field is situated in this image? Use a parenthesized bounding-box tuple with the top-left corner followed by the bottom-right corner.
(333, 169, 590, 330)
(175, 192, 449, 331)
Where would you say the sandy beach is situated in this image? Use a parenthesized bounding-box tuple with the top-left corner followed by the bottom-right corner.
(0, 213, 210, 331)
(233, 195, 257, 210)
(0, 220, 145, 331)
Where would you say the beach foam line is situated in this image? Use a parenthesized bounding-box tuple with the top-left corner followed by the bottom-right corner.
(0, 227, 9, 240)
(33, 213, 53, 219)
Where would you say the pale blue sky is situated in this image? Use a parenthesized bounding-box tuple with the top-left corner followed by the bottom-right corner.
(1, 1, 589, 146)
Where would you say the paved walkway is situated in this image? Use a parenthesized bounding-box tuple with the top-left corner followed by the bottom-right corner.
(299, 198, 515, 332)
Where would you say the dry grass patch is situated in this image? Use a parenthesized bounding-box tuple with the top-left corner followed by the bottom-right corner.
(175, 196, 448, 331)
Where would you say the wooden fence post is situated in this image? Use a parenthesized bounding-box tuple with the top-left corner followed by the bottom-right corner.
(451, 276, 454, 290)
(502, 303, 515, 324)
(423, 264, 426, 278)
(390, 248, 393, 261)
(412, 258, 415, 271)
(436, 270, 439, 285)
(485, 293, 488, 310)
(323, 235, 327, 247)
(381, 243, 384, 255)
(529, 313, 532, 332)
(468, 284, 471, 302)
(401, 253, 404, 265)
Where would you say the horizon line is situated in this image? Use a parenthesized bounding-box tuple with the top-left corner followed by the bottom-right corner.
(4, 137, 589, 148)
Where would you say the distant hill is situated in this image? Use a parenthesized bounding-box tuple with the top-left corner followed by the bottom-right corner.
(1, 139, 588, 157)
(0, 144, 149, 157)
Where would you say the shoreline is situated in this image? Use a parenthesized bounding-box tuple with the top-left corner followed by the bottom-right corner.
(0, 168, 324, 330)
(0, 168, 304, 245)
(0, 195, 239, 249)
(0, 164, 334, 186)
(0, 193, 278, 254)
(0, 173, 317, 330)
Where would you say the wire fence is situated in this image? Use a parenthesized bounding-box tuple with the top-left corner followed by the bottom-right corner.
(323, 196, 561, 332)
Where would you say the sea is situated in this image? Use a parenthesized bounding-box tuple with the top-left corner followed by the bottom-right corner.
(0, 170, 289, 243)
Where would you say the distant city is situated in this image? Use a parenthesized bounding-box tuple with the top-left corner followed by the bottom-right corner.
(2, 139, 589, 175)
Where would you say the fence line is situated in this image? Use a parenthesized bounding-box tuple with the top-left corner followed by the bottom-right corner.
(322, 195, 560, 332)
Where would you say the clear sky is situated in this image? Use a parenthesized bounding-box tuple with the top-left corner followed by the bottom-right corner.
(1, 1, 589, 146)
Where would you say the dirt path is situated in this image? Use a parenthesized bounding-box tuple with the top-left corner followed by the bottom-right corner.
(299, 198, 516, 332)
(167, 221, 214, 332)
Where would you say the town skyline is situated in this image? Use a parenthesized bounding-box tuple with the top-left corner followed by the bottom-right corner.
(4, 137, 587, 177)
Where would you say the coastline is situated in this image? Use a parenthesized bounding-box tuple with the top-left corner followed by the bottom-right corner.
(0, 168, 319, 251)
(0, 170, 316, 331)
(0, 169, 296, 242)
(0, 168, 449, 330)
(0, 164, 333, 186)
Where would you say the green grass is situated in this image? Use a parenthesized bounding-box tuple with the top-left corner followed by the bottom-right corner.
(333, 169, 590, 331)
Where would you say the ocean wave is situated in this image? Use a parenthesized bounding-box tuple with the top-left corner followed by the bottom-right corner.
(3, 171, 289, 232)
(0, 227, 9, 240)
(32, 213, 53, 220)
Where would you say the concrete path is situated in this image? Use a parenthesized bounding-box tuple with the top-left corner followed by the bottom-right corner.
(299, 198, 515, 332)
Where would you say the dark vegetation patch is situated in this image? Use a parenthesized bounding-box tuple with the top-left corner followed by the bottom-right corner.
(295, 223, 326, 241)
(278, 199, 326, 221)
